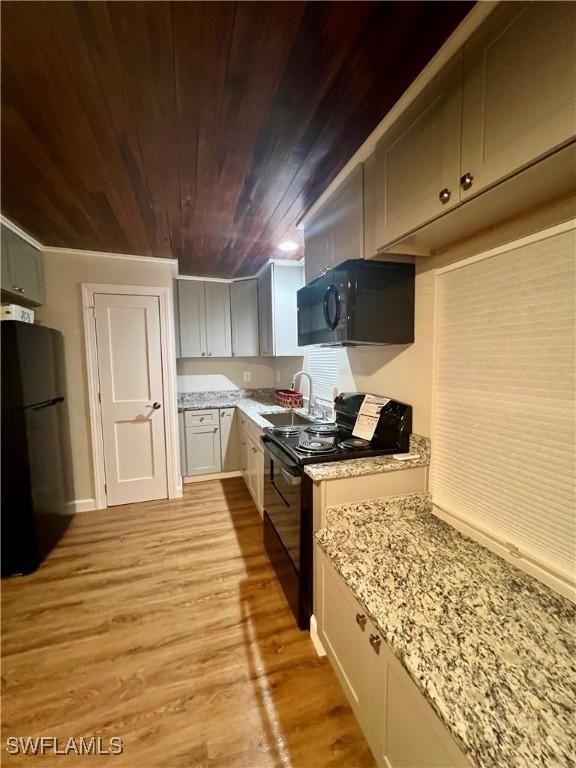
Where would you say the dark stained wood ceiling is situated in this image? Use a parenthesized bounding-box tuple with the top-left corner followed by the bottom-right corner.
(1, 1, 472, 277)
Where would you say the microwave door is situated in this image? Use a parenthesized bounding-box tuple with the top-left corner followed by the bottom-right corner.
(297, 274, 340, 346)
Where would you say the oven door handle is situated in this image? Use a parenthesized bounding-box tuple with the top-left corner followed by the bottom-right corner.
(279, 468, 301, 486)
(261, 436, 301, 476)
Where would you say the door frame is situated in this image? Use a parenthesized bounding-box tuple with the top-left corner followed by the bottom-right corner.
(82, 283, 181, 509)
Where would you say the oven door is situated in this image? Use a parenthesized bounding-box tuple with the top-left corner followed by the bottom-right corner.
(262, 437, 302, 570)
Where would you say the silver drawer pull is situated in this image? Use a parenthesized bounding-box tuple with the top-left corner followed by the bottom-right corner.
(12, 285, 25, 293)
(355, 613, 367, 630)
(369, 633, 381, 654)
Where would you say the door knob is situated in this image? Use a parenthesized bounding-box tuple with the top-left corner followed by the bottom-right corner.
(152, 402, 162, 410)
(460, 172, 474, 191)
(438, 188, 451, 204)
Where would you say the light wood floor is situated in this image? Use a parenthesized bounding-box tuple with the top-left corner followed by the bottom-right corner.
(2, 478, 374, 767)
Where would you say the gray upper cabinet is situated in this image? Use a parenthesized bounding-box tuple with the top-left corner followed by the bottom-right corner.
(460, 1, 576, 201)
(304, 164, 364, 284)
(178, 280, 231, 358)
(258, 262, 303, 357)
(366, 1, 576, 253)
(178, 280, 207, 357)
(204, 282, 231, 357)
(257, 266, 274, 357)
(231, 279, 259, 357)
(1, 225, 45, 306)
(370, 54, 462, 250)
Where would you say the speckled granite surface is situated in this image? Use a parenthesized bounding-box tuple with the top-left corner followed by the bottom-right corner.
(304, 433, 430, 481)
(178, 389, 315, 429)
(316, 493, 576, 768)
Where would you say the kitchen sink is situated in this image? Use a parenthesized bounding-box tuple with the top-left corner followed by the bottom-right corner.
(261, 412, 313, 427)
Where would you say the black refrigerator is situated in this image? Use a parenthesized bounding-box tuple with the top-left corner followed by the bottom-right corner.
(1, 321, 72, 576)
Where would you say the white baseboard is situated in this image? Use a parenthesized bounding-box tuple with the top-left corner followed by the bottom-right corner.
(183, 470, 243, 484)
(66, 498, 96, 514)
(309, 615, 326, 657)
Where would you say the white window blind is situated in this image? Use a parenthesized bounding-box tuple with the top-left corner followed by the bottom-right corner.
(432, 226, 575, 584)
(303, 347, 341, 403)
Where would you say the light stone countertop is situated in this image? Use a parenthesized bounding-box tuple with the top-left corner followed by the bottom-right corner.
(316, 493, 576, 768)
(177, 389, 315, 429)
(304, 433, 430, 482)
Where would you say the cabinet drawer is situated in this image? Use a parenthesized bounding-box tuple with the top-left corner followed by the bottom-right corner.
(184, 409, 218, 427)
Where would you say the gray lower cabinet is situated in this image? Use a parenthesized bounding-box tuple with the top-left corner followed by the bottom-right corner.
(230, 279, 259, 357)
(316, 547, 470, 767)
(1, 225, 45, 306)
(219, 408, 240, 471)
(183, 409, 221, 476)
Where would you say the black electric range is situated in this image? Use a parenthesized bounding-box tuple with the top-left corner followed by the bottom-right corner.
(261, 392, 412, 630)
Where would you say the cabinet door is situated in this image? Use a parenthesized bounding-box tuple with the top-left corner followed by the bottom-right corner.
(184, 424, 221, 476)
(271, 264, 303, 357)
(178, 411, 187, 476)
(331, 164, 364, 269)
(231, 279, 259, 356)
(257, 266, 273, 356)
(205, 282, 232, 357)
(219, 408, 239, 472)
(381, 660, 469, 768)
(304, 205, 333, 285)
(178, 281, 207, 358)
(316, 549, 380, 750)
(373, 53, 462, 249)
(461, 2, 576, 201)
(1, 226, 45, 306)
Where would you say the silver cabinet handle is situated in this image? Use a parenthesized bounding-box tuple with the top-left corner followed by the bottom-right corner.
(369, 634, 381, 654)
(12, 285, 25, 293)
(251, 447, 257, 453)
(213, 428, 218, 432)
(460, 172, 474, 191)
(438, 188, 451, 204)
(152, 402, 162, 410)
(355, 613, 367, 631)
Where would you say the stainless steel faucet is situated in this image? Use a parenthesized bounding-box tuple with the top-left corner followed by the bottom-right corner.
(291, 370, 313, 415)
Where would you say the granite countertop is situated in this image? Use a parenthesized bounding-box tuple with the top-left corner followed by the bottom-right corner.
(316, 493, 576, 768)
(304, 433, 430, 482)
(177, 389, 315, 429)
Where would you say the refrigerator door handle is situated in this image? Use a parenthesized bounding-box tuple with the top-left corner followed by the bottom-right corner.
(28, 397, 65, 411)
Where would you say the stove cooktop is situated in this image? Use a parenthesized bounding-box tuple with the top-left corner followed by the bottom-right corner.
(263, 423, 399, 466)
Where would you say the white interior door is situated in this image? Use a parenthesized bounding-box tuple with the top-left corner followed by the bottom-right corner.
(94, 293, 168, 506)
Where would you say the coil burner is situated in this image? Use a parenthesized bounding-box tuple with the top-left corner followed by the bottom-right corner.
(273, 425, 303, 437)
(338, 437, 371, 451)
(305, 423, 339, 437)
(296, 438, 337, 455)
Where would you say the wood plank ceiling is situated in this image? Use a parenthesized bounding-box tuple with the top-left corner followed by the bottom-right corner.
(1, 1, 471, 277)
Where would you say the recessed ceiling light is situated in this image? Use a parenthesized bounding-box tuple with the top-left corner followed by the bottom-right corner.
(277, 240, 299, 253)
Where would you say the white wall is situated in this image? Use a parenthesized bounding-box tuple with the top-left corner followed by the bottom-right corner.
(36, 250, 175, 506)
(177, 357, 275, 392)
(302, 197, 576, 438)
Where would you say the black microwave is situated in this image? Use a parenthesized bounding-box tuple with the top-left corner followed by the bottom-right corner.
(297, 259, 415, 347)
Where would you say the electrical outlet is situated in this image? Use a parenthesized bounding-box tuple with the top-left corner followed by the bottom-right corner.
(243, 371, 251, 383)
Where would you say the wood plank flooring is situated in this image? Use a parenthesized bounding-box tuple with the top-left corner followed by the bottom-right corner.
(1, 478, 374, 767)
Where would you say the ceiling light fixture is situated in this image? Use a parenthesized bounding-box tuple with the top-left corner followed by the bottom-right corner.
(277, 240, 299, 253)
